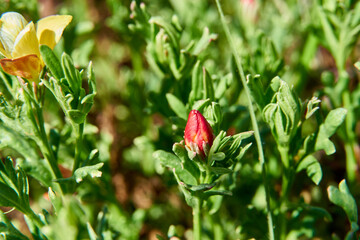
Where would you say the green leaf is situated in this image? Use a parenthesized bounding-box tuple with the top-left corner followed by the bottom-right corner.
(166, 93, 187, 120)
(87, 61, 97, 94)
(203, 68, 215, 101)
(192, 98, 211, 112)
(149, 17, 180, 50)
(192, 27, 217, 55)
(236, 142, 252, 161)
(173, 143, 200, 180)
(67, 110, 86, 124)
(306, 97, 321, 119)
(61, 53, 80, 97)
(189, 61, 203, 103)
(315, 108, 347, 154)
(210, 167, 233, 175)
(296, 155, 323, 185)
(48, 187, 62, 214)
(40, 45, 64, 81)
(153, 150, 181, 169)
(328, 179, 358, 223)
(0, 211, 29, 240)
(209, 131, 226, 155)
(86, 222, 98, 240)
(0, 181, 20, 208)
(73, 163, 104, 183)
(81, 93, 96, 105)
(202, 190, 232, 199)
(304, 205, 333, 222)
(177, 169, 197, 186)
(0, 124, 52, 186)
(209, 152, 226, 162)
(185, 182, 216, 192)
(155, 149, 198, 185)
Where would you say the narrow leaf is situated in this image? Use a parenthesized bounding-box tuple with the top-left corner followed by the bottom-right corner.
(328, 179, 358, 223)
(40, 45, 64, 81)
(296, 155, 323, 185)
(166, 93, 187, 120)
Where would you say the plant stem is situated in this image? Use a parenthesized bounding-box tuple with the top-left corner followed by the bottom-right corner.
(345, 142, 356, 182)
(214, 1, 275, 239)
(193, 196, 202, 240)
(72, 123, 84, 173)
(209, 212, 223, 240)
(26, 210, 45, 229)
(35, 103, 65, 195)
(22, 85, 64, 194)
(342, 90, 357, 182)
(278, 145, 291, 240)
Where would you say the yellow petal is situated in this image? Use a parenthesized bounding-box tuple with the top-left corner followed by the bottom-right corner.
(0, 12, 28, 57)
(36, 15, 72, 49)
(12, 22, 40, 59)
(0, 54, 42, 81)
(0, 44, 8, 58)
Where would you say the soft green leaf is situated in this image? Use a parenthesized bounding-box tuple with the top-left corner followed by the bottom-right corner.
(192, 27, 217, 55)
(315, 108, 347, 154)
(192, 98, 211, 112)
(202, 190, 232, 199)
(203, 68, 215, 101)
(190, 61, 203, 103)
(40, 45, 64, 81)
(209, 152, 226, 162)
(153, 150, 181, 170)
(209, 131, 226, 155)
(296, 155, 323, 185)
(0, 211, 29, 240)
(177, 169, 197, 186)
(306, 97, 321, 119)
(81, 93, 96, 105)
(185, 183, 216, 192)
(73, 163, 104, 183)
(236, 142, 252, 161)
(328, 179, 358, 223)
(166, 93, 187, 120)
(48, 187, 62, 214)
(210, 167, 233, 175)
(62, 53, 80, 97)
(173, 143, 200, 180)
(67, 110, 86, 124)
(0, 181, 20, 208)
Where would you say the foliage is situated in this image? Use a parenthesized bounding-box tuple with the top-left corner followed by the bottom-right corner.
(0, 0, 359, 239)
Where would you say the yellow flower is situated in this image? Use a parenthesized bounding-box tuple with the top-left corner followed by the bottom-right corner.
(0, 12, 72, 81)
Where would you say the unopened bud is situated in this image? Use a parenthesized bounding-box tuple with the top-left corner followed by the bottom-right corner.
(184, 110, 214, 158)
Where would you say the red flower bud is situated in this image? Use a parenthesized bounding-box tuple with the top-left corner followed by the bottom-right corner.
(184, 110, 214, 157)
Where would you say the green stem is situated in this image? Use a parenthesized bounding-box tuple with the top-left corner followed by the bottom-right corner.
(210, 212, 223, 240)
(193, 196, 202, 240)
(26, 209, 45, 229)
(278, 145, 295, 240)
(345, 142, 356, 182)
(22, 85, 64, 194)
(35, 104, 65, 195)
(342, 90, 357, 182)
(72, 123, 84, 173)
(214, 1, 275, 239)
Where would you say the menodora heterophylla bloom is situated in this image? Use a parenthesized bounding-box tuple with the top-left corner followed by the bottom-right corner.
(0, 12, 72, 82)
(184, 110, 214, 158)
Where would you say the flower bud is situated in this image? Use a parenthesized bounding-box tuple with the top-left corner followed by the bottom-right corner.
(184, 110, 214, 158)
